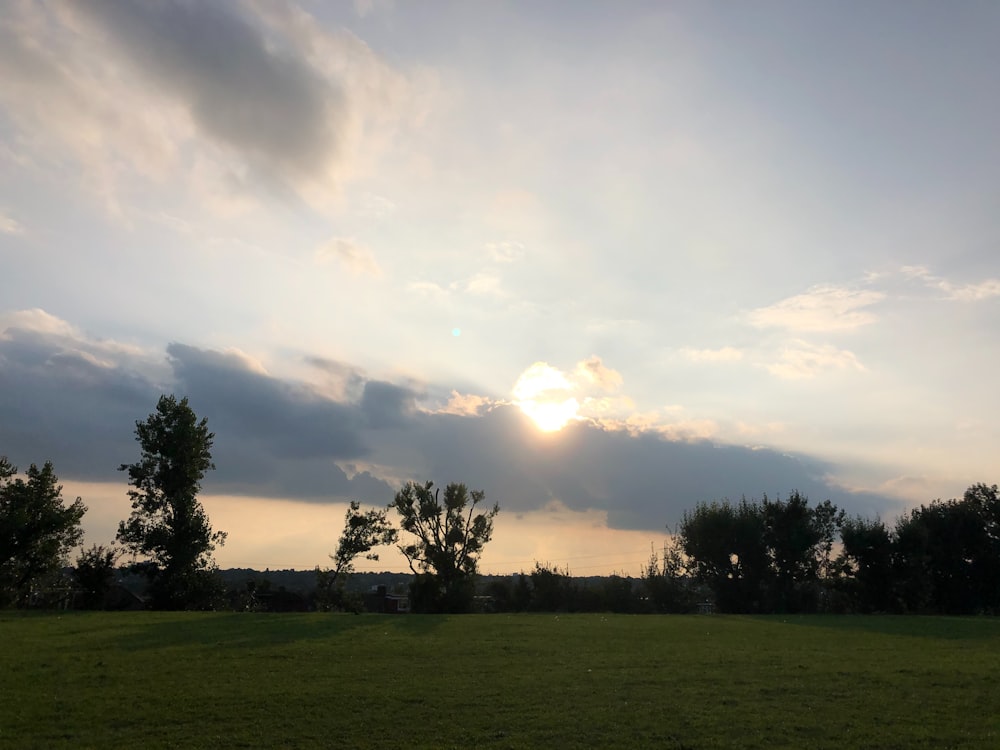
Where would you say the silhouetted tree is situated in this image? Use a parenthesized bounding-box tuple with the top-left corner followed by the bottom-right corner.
(761, 493, 844, 612)
(117, 396, 226, 610)
(316, 501, 397, 611)
(641, 536, 697, 613)
(529, 562, 576, 612)
(74, 544, 119, 609)
(391, 481, 499, 613)
(679, 497, 768, 612)
(0, 458, 86, 608)
(837, 515, 893, 612)
(891, 485, 1000, 614)
(680, 493, 843, 613)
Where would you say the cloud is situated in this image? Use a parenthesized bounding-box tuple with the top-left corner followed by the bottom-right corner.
(166, 343, 370, 464)
(902, 265, 1000, 302)
(356, 192, 396, 218)
(386, 406, 898, 530)
(406, 273, 506, 300)
(747, 285, 884, 331)
(316, 237, 382, 276)
(463, 272, 504, 297)
(485, 240, 525, 263)
(0, 1, 422, 212)
(680, 346, 744, 363)
(0, 309, 901, 532)
(69, 0, 343, 191)
(0, 210, 24, 235)
(437, 391, 497, 417)
(574, 355, 624, 391)
(763, 341, 867, 380)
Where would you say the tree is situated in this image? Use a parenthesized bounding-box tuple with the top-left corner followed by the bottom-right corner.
(0, 457, 86, 608)
(116, 395, 226, 610)
(316, 501, 397, 611)
(679, 493, 843, 613)
(641, 535, 697, 613)
(891, 485, 1000, 614)
(837, 515, 893, 613)
(74, 544, 120, 610)
(679, 497, 768, 613)
(528, 562, 577, 612)
(390, 481, 499, 613)
(761, 493, 844, 612)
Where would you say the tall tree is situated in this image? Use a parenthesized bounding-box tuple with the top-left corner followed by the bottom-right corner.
(761, 493, 844, 612)
(891, 486, 1000, 614)
(837, 515, 893, 612)
(116, 395, 226, 609)
(0, 457, 86, 608)
(390, 481, 499, 613)
(679, 497, 768, 613)
(316, 501, 397, 611)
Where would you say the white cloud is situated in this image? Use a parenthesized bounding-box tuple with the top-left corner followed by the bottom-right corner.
(0, 211, 24, 235)
(406, 273, 505, 299)
(1, 308, 78, 337)
(902, 265, 1000, 302)
(463, 272, 503, 297)
(0, 307, 168, 383)
(356, 192, 396, 218)
(763, 341, 867, 380)
(747, 285, 884, 332)
(485, 240, 525, 263)
(407, 280, 447, 297)
(574, 355, 624, 391)
(680, 346, 744, 363)
(316, 237, 382, 276)
(436, 391, 497, 417)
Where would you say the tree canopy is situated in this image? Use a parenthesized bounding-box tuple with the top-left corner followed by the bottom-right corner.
(117, 395, 226, 609)
(316, 501, 397, 611)
(0, 457, 86, 608)
(391, 481, 499, 613)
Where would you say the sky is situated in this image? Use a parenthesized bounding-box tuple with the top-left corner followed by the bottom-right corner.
(2, 0, 999, 576)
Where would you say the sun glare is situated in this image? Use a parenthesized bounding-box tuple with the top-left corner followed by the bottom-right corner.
(511, 363, 583, 431)
(518, 397, 579, 432)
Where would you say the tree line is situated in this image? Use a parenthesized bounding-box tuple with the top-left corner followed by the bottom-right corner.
(665, 486, 1000, 615)
(1, 395, 498, 613)
(2, 393, 998, 615)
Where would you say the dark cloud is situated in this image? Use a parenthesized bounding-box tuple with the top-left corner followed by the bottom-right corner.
(72, 0, 345, 187)
(360, 380, 419, 429)
(0, 327, 157, 481)
(167, 344, 366, 461)
(379, 407, 902, 530)
(0, 321, 903, 530)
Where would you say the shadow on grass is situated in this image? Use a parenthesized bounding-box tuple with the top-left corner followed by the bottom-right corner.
(114, 611, 447, 651)
(757, 614, 1000, 641)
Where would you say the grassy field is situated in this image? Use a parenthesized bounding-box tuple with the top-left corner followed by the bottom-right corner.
(2, 612, 999, 749)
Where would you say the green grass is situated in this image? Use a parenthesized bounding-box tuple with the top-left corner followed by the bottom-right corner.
(2, 613, 999, 749)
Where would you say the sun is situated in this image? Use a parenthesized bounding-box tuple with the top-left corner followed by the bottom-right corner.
(518, 397, 580, 432)
(512, 362, 580, 432)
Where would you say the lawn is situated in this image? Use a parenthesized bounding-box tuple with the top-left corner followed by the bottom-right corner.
(2, 612, 998, 749)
